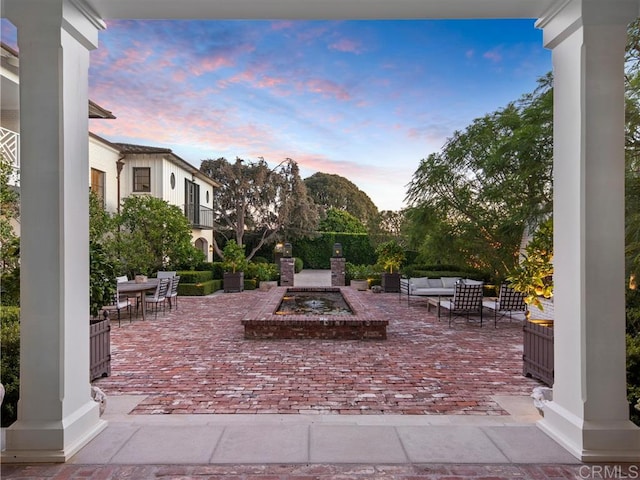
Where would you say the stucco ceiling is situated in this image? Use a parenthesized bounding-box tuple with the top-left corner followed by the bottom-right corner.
(85, 0, 558, 20)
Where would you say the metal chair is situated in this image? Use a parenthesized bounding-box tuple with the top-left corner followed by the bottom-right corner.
(484, 283, 528, 327)
(144, 278, 170, 318)
(166, 275, 180, 310)
(439, 282, 484, 327)
(102, 285, 133, 327)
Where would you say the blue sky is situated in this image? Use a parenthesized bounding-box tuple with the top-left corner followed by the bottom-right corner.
(2, 19, 551, 211)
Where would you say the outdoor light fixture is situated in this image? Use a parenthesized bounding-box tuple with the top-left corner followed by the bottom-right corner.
(283, 242, 292, 258)
(333, 243, 343, 257)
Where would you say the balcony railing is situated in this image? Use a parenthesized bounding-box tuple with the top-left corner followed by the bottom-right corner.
(184, 204, 214, 230)
(0, 127, 20, 187)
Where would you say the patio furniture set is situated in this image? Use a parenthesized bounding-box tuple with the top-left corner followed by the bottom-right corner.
(102, 271, 181, 325)
(400, 277, 528, 327)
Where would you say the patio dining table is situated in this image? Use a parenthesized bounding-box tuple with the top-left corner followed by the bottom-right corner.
(118, 279, 159, 321)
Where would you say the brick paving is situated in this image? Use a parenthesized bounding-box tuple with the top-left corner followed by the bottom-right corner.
(3, 462, 625, 480)
(93, 289, 541, 415)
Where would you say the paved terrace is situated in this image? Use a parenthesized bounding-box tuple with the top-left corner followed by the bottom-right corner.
(3, 271, 634, 479)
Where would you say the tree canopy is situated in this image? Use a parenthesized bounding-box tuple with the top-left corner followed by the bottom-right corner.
(405, 74, 553, 279)
(304, 172, 379, 229)
(318, 207, 367, 234)
(200, 157, 319, 261)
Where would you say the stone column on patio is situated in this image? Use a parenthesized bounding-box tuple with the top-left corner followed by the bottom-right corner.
(2, 0, 107, 462)
(330, 257, 346, 287)
(536, 0, 640, 461)
(280, 258, 295, 286)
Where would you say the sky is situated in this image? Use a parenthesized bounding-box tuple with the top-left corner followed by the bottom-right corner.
(1, 19, 551, 211)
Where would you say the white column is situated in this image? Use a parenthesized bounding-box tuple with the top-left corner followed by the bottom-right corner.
(536, 0, 640, 462)
(2, 0, 107, 462)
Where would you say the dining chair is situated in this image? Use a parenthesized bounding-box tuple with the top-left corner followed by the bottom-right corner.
(166, 275, 180, 310)
(102, 285, 133, 327)
(144, 278, 170, 318)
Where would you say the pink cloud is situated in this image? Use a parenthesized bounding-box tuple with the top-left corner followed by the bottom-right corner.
(483, 49, 502, 63)
(329, 38, 363, 54)
(189, 55, 234, 76)
(271, 21, 294, 31)
(305, 78, 350, 101)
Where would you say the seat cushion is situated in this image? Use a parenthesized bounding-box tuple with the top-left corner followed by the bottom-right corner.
(412, 287, 454, 296)
(427, 278, 444, 288)
(410, 277, 429, 288)
(441, 277, 461, 288)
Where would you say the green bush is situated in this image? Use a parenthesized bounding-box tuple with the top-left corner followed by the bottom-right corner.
(1, 306, 20, 427)
(246, 262, 279, 282)
(244, 278, 257, 290)
(294, 257, 303, 273)
(177, 279, 222, 296)
(295, 233, 376, 269)
(0, 268, 20, 306)
(177, 270, 213, 283)
(628, 334, 640, 426)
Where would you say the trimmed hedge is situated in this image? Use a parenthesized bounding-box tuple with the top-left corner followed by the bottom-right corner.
(177, 270, 213, 283)
(244, 279, 257, 291)
(295, 233, 376, 269)
(178, 279, 222, 296)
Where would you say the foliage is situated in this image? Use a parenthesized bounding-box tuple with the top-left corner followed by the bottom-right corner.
(0, 154, 20, 305)
(346, 262, 377, 281)
(369, 209, 409, 247)
(295, 233, 376, 269)
(304, 172, 379, 230)
(294, 257, 303, 273)
(507, 218, 553, 311)
(221, 240, 248, 273)
(177, 279, 223, 296)
(177, 270, 213, 283)
(246, 262, 279, 282)
(200, 157, 320, 261)
(116, 195, 204, 276)
(319, 208, 367, 234)
(1, 306, 20, 427)
(628, 333, 640, 426)
(405, 74, 553, 280)
(375, 240, 406, 273)
(89, 241, 117, 318)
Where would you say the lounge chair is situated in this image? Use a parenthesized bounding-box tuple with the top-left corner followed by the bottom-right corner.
(438, 281, 484, 327)
(483, 283, 527, 327)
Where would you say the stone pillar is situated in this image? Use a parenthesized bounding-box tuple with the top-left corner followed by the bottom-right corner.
(3, 0, 107, 463)
(331, 258, 346, 287)
(536, 0, 640, 461)
(280, 258, 295, 287)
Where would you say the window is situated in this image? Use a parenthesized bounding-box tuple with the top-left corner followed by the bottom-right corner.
(133, 167, 151, 192)
(185, 179, 200, 225)
(90, 168, 105, 204)
(170, 172, 176, 189)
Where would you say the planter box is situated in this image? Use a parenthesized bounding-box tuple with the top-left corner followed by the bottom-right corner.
(90, 317, 111, 381)
(350, 279, 369, 291)
(523, 319, 554, 387)
(224, 271, 244, 293)
(381, 273, 401, 293)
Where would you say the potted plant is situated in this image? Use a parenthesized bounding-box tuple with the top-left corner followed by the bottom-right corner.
(347, 263, 371, 291)
(376, 240, 406, 293)
(222, 240, 248, 293)
(507, 218, 554, 386)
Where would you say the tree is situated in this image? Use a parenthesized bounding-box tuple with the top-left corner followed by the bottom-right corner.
(0, 154, 20, 305)
(200, 157, 319, 261)
(116, 195, 204, 276)
(405, 74, 553, 279)
(318, 207, 367, 234)
(304, 172, 379, 230)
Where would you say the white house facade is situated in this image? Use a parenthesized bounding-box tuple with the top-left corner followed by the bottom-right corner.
(1, 0, 639, 464)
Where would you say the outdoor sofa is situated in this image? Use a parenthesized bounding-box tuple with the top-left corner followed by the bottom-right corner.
(400, 276, 462, 305)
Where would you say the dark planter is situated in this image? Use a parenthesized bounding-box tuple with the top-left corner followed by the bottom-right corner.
(90, 315, 111, 381)
(381, 273, 401, 293)
(224, 271, 245, 293)
(523, 319, 554, 386)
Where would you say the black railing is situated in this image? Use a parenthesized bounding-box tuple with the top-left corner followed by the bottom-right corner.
(185, 204, 214, 229)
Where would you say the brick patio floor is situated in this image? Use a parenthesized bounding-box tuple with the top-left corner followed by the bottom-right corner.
(93, 288, 542, 416)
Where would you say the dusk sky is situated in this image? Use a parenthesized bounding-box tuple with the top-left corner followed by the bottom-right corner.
(2, 19, 551, 211)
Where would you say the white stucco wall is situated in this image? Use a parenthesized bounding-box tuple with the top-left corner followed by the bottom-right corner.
(88, 135, 120, 213)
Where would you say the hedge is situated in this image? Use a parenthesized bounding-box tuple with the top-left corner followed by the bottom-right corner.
(177, 279, 222, 296)
(177, 270, 213, 283)
(295, 233, 376, 269)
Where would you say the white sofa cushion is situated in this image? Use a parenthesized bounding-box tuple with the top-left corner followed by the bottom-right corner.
(412, 287, 454, 296)
(410, 277, 429, 288)
(463, 279, 483, 285)
(427, 278, 443, 288)
(441, 277, 461, 288)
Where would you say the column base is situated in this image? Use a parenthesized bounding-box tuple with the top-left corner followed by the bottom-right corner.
(1, 400, 106, 463)
(538, 401, 640, 462)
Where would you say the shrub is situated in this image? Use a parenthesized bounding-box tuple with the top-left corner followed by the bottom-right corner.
(244, 278, 257, 290)
(222, 240, 248, 273)
(177, 279, 222, 296)
(294, 257, 303, 273)
(0, 268, 20, 306)
(1, 306, 20, 427)
(246, 262, 279, 282)
(177, 270, 213, 283)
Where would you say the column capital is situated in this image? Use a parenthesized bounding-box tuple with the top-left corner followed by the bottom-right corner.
(536, 0, 639, 49)
(4, 0, 105, 50)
